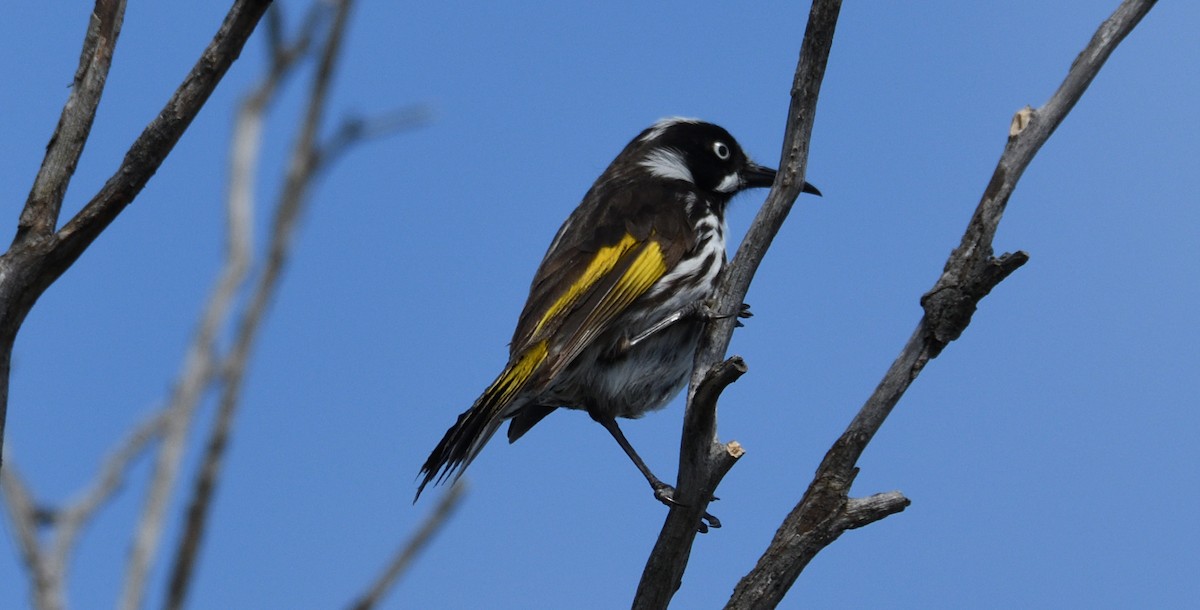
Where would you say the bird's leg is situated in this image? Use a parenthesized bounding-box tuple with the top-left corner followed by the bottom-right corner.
(621, 306, 694, 350)
(589, 411, 720, 533)
(620, 300, 753, 354)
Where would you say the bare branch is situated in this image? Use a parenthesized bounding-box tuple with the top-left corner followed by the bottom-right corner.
(164, 2, 358, 606)
(319, 104, 434, 166)
(49, 410, 167, 569)
(48, 0, 273, 288)
(15, 0, 127, 243)
(0, 0, 271, 481)
(632, 1, 841, 607)
(117, 2, 278, 601)
(1, 410, 164, 610)
(0, 458, 55, 610)
(726, 1, 1156, 608)
(347, 482, 468, 610)
(839, 491, 910, 530)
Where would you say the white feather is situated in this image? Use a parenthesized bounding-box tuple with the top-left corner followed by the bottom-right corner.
(639, 148, 693, 184)
(640, 116, 701, 143)
(714, 172, 742, 193)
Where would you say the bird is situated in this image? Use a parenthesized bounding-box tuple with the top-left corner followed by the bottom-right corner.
(416, 117, 820, 527)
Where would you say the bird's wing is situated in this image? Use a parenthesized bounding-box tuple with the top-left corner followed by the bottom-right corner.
(415, 185, 691, 497)
(511, 184, 694, 387)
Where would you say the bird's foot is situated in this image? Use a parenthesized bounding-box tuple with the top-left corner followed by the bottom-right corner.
(701, 301, 753, 327)
(651, 481, 721, 533)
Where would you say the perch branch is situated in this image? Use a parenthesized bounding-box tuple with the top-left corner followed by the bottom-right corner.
(726, 1, 1156, 608)
(631, 1, 841, 608)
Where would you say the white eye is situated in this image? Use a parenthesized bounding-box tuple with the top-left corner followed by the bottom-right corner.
(712, 141, 730, 160)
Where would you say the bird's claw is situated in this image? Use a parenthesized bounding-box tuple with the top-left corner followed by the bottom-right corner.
(735, 302, 752, 327)
(652, 482, 721, 533)
(701, 301, 753, 327)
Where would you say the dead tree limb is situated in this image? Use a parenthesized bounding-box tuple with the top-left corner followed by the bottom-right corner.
(0, 2, 272, 609)
(0, 0, 273, 473)
(631, 1, 841, 608)
(725, 1, 1156, 608)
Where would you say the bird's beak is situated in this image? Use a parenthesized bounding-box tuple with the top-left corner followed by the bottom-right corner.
(742, 162, 777, 189)
(743, 162, 822, 197)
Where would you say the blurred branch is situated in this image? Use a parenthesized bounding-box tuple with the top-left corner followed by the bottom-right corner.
(0, 0, 270, 607)
(347, 482, 468, 610)
(0, 0, 271, 480)
(726, 1, 1156, 608)
(0, 458, 56, 610)
(117, 7, 295, 608)
(320, 105, 434, 166)
(164, 0, 425, 606)
(159, 0, 358, 600)
(117, 4, 323, 609)
(631, 1, 840, 607)
(0, 411, 165, 610)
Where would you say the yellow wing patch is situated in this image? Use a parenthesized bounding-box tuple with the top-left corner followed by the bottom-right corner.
(481, 340, 548, 410)
(530, 233, 639, 337)
(586, 240, 667, 328)
(543, 240, 668, 381)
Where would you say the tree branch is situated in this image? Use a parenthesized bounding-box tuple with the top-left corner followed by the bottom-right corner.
(0, 458, 55, 610)
(0, 0, 131, 478)
(631, 2, 841, 608)
(726, 1, 1156, 608)
(0, 0, 272, 480)
(48, 0, 273, 287)
(0, 410, 165, 610)
(163, 2, 359, 606)
(15, 0, 126, 243)
(347, 482, 468, 610)
(110, 4, 276, 607)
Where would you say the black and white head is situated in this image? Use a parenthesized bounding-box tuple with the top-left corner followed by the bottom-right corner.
(626, 117, 777, 198)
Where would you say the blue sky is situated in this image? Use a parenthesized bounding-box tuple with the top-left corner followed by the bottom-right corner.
(2, 1, 1197, 608)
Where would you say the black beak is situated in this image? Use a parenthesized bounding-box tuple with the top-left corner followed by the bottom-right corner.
(742, 162, 777, 189)
(742, 162, 821, 196)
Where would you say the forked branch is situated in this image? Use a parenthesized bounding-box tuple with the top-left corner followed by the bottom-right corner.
(727, 1, 1156, 608)
(632, 1, 842, 608)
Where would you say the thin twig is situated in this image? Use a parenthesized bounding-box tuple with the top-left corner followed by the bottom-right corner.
(116, 5, 277, 606)
(631, 2, 841, 607)
(0, 409, 165, 610)
(164, 2, 358, 607)
(0, 458, 54, 610)
(347, 482, 468, 610)
(726, 2, 1156, 608)
(49, 410, 168, 570)
(319, 104, 434, 164)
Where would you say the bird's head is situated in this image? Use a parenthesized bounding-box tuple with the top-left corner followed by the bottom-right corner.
(628, 117, 820, 197)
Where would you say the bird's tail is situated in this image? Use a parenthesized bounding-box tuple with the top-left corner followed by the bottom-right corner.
(415, 341, 549, 501)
